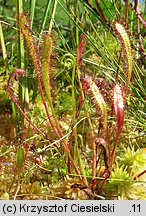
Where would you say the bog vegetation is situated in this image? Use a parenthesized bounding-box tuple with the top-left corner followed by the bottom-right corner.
(0, 0, 146, 200)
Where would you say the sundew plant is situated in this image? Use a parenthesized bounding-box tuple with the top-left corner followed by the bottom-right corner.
(0, 0, 146, 200)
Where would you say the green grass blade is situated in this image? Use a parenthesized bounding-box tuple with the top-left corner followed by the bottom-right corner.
(39, 0, 52, 42)
(0, 21, 8, 77)
(30, 0, 36, 29)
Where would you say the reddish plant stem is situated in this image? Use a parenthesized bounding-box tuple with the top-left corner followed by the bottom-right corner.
(8, 69, 50, 140)
(35, 62, 82, 180)
(85, 0, 110, 27)
(8, 69, 82, 179)
(134, 169, 146, 180)
(96, 176, 108, 193)
(110, 135, 120, 169)
(136, 3, 146, 56)
(35, 61, 62, 140)
(32, 51, 80, 176)
(91, 143, 110, 189)
(133, 0, 146, 28)
(91, 167, 109, 191)
(90, 148, 103, 187)
(125, 0, 129, 26)
(77, 34, 85, 65)
(20, 16, 82, 180)
(95, 0, 110, 26)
